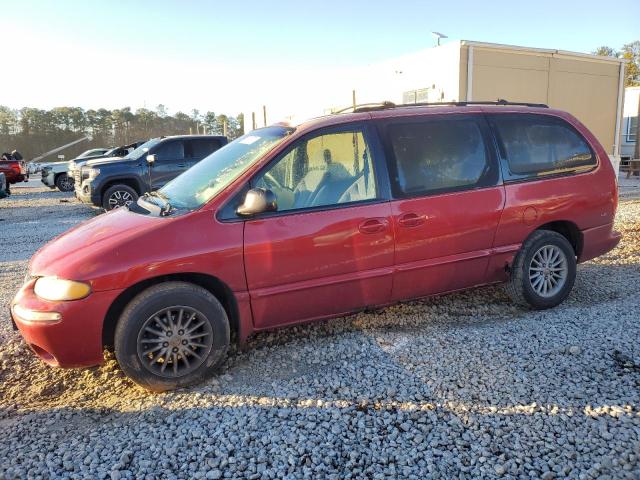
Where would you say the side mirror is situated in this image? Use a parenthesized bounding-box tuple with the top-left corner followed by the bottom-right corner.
(237, 188, 277, 216)
(146, 154, 156, 165)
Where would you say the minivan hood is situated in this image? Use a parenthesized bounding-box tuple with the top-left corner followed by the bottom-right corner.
(30, 208, 166, 282)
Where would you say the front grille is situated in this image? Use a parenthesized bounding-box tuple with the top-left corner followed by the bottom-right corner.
(73, 169, 82, 187)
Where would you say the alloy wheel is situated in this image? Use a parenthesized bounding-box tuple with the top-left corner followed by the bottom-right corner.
(528, 245, 568, 298)
(108, 190, 133, 208)
(58, 175, 74, 191)
(136, 306, 214, 378)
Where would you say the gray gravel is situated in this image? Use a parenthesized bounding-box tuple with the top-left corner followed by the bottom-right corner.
(0, 183, 639, 479)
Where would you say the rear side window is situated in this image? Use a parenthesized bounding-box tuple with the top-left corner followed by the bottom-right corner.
(187, 139, 221, 159)
(385, 117, 496, 197)
(490, 114, 595, 180)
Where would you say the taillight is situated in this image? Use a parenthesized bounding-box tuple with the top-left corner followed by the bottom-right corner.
(11, 163, 20, 174)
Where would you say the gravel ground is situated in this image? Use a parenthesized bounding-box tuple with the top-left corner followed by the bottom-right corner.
(0, 182, 639, 480)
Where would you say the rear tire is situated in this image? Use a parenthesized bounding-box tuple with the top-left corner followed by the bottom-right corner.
(114, 281, 230, 392)
(102, 184, 138, 210)
(55, 173, 74, 192)
(506, 230, 576, 310)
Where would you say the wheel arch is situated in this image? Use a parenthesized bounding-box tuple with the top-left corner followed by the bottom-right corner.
(102, 272, 240, 349)
(535, 220, 582, 257)
(100, 177, 144, 199)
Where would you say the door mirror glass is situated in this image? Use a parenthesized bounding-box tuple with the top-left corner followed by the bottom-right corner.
(237, 188, 277, 216)
(146, 154, 156, 165)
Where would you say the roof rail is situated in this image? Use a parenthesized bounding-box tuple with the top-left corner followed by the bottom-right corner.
(332, 101, 397, 114)
(403, 99, 550, 108)
(333, 98, 549, 114)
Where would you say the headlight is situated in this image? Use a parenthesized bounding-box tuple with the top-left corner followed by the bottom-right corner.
(88, 168, 100, 179)
(33, 277, 91, 301)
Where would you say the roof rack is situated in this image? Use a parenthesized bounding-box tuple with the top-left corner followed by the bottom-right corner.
(332, 101, 397, 114)
(334, 98, 549, 114)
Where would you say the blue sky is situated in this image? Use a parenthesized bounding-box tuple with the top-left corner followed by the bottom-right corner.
(2, 0, 639, 114)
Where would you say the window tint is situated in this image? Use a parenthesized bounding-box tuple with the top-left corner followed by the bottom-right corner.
(387, 118, 492, 196)
(154, 140, 184, 162)
(254, 129, 377, 212)
(491, 114, 595, 178)
(187, 139, 221, 159)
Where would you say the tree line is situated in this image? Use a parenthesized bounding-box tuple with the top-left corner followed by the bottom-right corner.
(0, 105, 244, 162)
(594, 40, 640, 87)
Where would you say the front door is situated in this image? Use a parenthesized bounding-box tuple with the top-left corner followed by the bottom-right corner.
(379, 114, 505, 301)
(243, 125, 394, 329)
(149, 139, 186, 189)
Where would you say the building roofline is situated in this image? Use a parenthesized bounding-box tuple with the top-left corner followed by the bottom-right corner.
(460, 40, 626, 64)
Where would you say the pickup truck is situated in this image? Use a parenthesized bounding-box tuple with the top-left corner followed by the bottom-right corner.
(76, 135, 227, 210)
(67, 141, 145, 188)
(41, 147, 117, 192)
(0, 156, 26, 192)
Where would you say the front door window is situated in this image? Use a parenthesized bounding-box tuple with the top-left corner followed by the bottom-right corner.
(253, 129, 377, 212)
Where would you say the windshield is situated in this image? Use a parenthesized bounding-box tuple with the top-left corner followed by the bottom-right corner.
(160, 126, 293, 210)
(125, 138, 161, 160)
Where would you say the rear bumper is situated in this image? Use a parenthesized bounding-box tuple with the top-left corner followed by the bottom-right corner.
(579, 223, 622, 263)
(10, 279, 123, 368)
(8, 174, 25, 184)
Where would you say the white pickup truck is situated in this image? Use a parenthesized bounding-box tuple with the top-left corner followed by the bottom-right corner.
(40, 148, 110, 191)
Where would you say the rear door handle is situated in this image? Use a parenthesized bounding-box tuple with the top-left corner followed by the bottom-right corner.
(359, 218, 388, 234)
(398, 212, 425, 228)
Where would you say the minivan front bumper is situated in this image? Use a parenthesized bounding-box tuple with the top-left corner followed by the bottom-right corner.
(10, 279, 123, 368)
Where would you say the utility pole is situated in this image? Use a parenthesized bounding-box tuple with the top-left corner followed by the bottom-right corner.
(223, 120, 228, 138)
(263, 105, 267, 127)
(352, 90, 357, 110)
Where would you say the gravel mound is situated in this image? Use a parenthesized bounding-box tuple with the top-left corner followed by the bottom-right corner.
(0, 187, 638, 479)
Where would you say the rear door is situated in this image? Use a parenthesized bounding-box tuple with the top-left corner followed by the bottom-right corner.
(149, 139, 186, 189)
(240, 123, 395, 329)
(379, 114, 505, 301)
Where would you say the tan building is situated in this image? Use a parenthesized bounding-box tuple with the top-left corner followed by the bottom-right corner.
(330, 41, 627, 164)
(245, 41, 627, 166)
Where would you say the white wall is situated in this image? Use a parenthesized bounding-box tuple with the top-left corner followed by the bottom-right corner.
(323, 41, 462, 112)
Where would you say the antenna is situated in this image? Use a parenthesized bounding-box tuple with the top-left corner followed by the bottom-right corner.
(431, 32, 448, 46)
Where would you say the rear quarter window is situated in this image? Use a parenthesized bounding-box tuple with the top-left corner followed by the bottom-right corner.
(489, 114, 596, 181)
(189, 139, 222, 159)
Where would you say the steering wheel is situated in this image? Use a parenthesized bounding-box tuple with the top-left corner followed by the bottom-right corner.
(261, 172, 282, 191)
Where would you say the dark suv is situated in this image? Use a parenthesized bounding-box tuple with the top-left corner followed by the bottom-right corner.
(75, 135, 227, 210)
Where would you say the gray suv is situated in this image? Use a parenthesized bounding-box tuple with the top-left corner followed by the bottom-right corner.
(75, 135, 227, 210)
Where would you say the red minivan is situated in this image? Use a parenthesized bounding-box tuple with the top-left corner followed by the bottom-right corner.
(11, 102, 621, 391)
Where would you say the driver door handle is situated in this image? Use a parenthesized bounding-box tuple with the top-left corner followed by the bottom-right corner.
(397, 212, 425, 228)
(358, 218, 388, 234)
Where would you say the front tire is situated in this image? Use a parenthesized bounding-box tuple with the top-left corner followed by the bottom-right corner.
(55, 173, 74, 192)
(506, 230, 576, 310)
(102, 184, 138, 210)
(114, 282, 230, 392)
